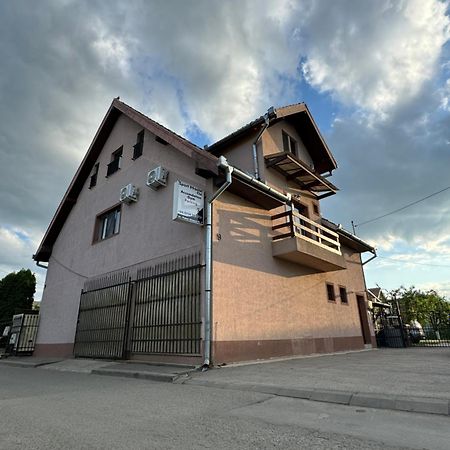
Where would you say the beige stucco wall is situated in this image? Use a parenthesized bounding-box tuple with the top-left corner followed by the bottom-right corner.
(211, 191, 369, 363)
(205, 120, 372, 363)
(37, 114, 209, 348)
(262, 120, 313, 168)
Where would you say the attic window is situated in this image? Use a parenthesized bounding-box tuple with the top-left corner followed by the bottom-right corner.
(132, 130, 144, 160)
(282, 130, 297, 156)
(106, 146, 123, 177)
(89, 163, 99, 189)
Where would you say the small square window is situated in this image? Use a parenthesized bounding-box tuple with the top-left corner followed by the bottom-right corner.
(326, 283, 335, 302)
(282, 130, 297, 156)
(106, 146, 123, 177)
(132, 130, 144, 160)
(339, 286, 348, 304)
(313, 203, 320, 215)
(94, 205, 121, 242)
(89, 163, 99, 189)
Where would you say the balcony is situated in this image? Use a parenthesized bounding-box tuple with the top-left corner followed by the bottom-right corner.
(271, 209, 346, 272)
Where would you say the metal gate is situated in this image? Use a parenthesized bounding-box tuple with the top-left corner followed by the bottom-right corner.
(73, 253, 202, 359)
(131, 253, 202, 355)
(74, 271, 132, 359)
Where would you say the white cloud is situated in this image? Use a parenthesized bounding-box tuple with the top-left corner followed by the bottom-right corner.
(300, 0, 450, 115)
(0, 0, 449, 302)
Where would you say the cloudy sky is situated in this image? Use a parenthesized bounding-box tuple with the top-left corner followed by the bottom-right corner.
(0, 0, 449, 301)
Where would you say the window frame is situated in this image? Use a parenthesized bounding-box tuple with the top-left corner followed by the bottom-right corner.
(89, 163, 100, 189)
(326, 283, 336, 302)
(106, 146, 123, 177)
(132, 129, 145, 160)
(339, 286, 349, 305)
(282, 130, 298, 156)
(93, 204, 122, 244)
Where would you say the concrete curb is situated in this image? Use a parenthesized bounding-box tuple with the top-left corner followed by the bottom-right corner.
(184, 378, 450, 417)
(0, 359, 61, 368)
(91, 368, 177, 383)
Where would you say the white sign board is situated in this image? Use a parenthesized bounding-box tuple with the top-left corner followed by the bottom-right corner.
(172, 180, 204, 225)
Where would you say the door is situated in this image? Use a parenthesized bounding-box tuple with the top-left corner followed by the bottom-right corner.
(356, 295, 372, 345)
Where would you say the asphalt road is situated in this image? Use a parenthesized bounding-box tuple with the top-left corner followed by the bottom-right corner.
(0, 366, 448, 449)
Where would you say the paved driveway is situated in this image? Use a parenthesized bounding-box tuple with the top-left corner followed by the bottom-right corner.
(192, 348, 450, 400)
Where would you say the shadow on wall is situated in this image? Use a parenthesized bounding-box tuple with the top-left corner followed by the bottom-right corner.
(214, 200, 324, 278)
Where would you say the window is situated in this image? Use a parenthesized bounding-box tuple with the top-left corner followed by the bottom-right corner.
(89, 163, 99, 189)
(313, 203, 320, 215)
(339, 286, 348, 304)
(94, 205, 121, 242)
(132, 130, 144, 160)
(326, 283, 335, 302)
(106, 146, 123, 177)
(282, 130, 297, 156)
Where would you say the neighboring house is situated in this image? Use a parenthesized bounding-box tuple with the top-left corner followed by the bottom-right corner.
(33, 98, 377, 365)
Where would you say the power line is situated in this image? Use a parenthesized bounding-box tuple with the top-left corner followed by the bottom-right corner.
(376, 255, 450, 268)
(355, 185, 450, 227)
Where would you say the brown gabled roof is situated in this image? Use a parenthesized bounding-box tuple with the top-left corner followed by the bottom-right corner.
(207, 102, 337, 174)
(33, 98, 218, 263)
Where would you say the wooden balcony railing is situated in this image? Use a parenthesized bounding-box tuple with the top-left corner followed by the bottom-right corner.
(272, 209, 341, 255)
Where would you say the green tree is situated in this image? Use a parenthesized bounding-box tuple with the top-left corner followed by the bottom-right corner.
(388, 286, 450, 336)
(0, 269, 36, 322)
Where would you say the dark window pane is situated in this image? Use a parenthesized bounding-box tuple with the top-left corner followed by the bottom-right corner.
(340, 287, 348, 303)
(95, 206, 121, 242)
(133, 131, 144, 159)
(326, 283, 335, 301)
(282, 131, 289, 153)
(89, 163, 99, 189)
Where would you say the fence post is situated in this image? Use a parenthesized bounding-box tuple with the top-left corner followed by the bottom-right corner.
(122, 277, 134, 359)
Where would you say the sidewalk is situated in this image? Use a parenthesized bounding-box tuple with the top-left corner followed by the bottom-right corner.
(1, 347, 449, 416)
(185, 347, 450, 416)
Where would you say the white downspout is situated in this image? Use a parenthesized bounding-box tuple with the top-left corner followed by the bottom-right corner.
(203, 156, 290, 369)
(203, 158, 233, 369)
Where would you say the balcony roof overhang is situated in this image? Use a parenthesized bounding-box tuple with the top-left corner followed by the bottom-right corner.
(265, 151, 338, 199)
(215, 170, 287, 210)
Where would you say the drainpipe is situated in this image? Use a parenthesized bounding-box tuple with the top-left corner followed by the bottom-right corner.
(203, 158, 233, 369)
(203, 156, 291, 369)
(252, 108, 274, 180)
(362, 250, 377, 265)
(35, 261, 48, 270)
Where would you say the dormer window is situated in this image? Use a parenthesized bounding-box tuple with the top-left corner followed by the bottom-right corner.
(89, 163, 99, 189)
(282, 130, 297, 156)
(132, 130, 144, 160)
(106, 146, 123, 177)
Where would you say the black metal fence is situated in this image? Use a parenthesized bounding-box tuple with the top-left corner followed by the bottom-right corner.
(376, 324, 450, 348)
(74, 271, 132, 359)
(0, 311, 40, 355)
(131, 253, 202, 355)
(409, 325, 450, 347)
(74, 252, 203, 359)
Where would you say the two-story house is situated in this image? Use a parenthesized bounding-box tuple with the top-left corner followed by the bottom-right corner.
(33, 98, 376, 365)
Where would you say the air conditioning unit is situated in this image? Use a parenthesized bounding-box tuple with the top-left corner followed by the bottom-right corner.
(147, 166, 168, 190)
(120, 184, 139, 204)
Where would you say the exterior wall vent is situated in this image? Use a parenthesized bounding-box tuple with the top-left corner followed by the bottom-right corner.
(147, 166, 169, 190)
(120, 184, 139, 204)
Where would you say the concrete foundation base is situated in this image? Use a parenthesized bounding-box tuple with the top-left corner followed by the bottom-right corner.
(213, 336, 365, 364)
